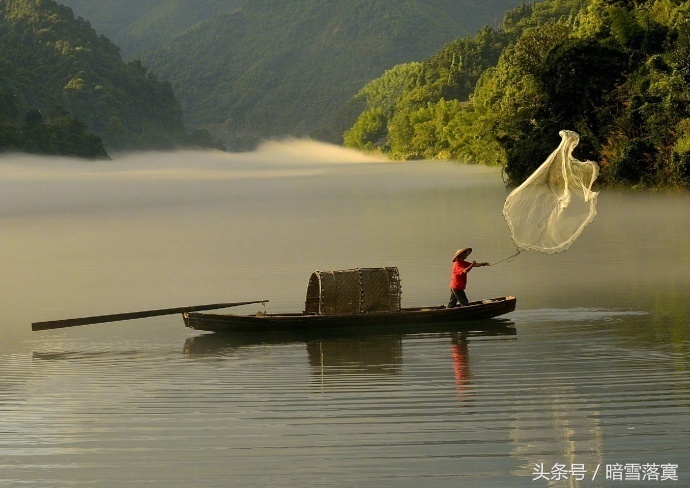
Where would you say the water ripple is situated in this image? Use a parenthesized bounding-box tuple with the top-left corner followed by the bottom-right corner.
(0, 321, 687, 487)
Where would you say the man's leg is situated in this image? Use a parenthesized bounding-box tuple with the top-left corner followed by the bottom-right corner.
(448, 290, 458, 308)
(453, 289, 469, 307)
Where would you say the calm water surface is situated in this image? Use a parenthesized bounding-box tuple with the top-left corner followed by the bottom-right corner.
(1, 143, 688, 487)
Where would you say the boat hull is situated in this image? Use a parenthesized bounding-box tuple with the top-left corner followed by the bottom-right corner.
(183, 296, 516, 333)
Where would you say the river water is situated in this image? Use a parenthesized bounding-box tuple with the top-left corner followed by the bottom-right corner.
(1, 142, 688, 487)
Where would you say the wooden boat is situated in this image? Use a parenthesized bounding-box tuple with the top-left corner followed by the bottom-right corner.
(183, 266, 516, 334)
(183, 296, 516, 333)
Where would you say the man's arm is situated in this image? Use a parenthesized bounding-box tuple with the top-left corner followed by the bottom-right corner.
(469, 261, 490, 270)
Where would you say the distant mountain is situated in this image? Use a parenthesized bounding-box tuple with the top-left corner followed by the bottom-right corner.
(142, 0, 525, 150)
(57, 0, 245, 59)
(0, 0, 198, 152)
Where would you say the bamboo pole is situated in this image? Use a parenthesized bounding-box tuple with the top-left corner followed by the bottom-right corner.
(31, 300, 268, 331)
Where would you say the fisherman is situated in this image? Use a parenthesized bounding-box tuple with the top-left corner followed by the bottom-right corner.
(448, 248, 489, 308)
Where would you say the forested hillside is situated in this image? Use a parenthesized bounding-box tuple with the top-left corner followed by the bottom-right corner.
(0, 97, 108, 158)
(0, 0, 199, 152)
(57, 0, 244, 58)
(344, 0, 690, 188)
(143, 0, 525, 150)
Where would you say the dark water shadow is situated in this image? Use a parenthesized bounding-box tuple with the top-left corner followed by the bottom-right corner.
(31, 349, 152, 362)
(183, 321, 516, 391)
(182, 319, 516, 356)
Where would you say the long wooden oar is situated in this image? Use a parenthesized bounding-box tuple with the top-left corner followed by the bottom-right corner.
(31, 300, 268, 331)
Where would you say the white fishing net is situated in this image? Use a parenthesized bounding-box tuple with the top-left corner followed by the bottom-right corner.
(502, 130, 599, 254)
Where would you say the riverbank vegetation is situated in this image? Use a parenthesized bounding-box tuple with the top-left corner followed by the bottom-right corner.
(343, 0, 690, 188)
(0, 96, 107, 158)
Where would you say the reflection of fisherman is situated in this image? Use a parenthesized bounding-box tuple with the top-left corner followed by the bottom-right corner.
(451, 333, 470, 400)
(448, 248, 489, 308)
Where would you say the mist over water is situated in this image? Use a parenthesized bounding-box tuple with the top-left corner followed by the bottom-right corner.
(2, 139, 689, 336)
(1, 140, 505, 338)
(1, 140, 689, 487)
(0, 140, 387, 214)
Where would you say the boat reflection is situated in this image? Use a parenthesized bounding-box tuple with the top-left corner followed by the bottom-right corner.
(306, 335, 404, 376)
(183, 320, 516, 381)
(183, 319, 516, 355)
(184, 322, 515, 395)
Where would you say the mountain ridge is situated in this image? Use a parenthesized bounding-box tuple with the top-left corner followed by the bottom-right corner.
(141, 0, 525, 150)
(57, 0, 244, 59)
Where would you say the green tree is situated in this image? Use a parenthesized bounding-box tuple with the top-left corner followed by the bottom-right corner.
(0, 0, 196, 152)
(343, 107, 388, 152)
(0, 93, 19, 125)
(342, 0, 690, 188)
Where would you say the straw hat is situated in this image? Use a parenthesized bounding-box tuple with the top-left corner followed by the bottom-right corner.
(452, 248, 472, 261)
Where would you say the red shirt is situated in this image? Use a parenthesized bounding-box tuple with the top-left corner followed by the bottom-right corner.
(450, 260, 471, 290)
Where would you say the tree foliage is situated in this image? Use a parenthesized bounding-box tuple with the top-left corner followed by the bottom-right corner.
(0, 0, 202, 153)
(343, 0, 690, 188)
(0, 97, 108, 158)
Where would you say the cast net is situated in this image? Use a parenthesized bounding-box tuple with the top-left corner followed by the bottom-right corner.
(502, 130, 599, 255)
